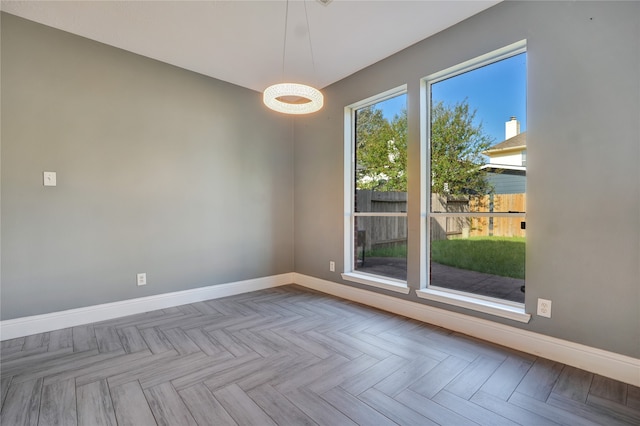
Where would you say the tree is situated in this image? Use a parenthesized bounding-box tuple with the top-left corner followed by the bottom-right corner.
(430, 100, 494, 197)
(355, 106, 407, 192)
(355, 99, 493, 196)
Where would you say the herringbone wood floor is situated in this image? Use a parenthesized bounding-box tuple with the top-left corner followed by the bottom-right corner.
(1, 285, 638, 425)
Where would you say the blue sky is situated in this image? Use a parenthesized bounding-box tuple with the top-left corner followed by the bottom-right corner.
(380, 52, 526, 145)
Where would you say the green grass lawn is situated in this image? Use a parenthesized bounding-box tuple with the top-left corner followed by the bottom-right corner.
(431, 237, 525, 279)
(366, 236, 525, 279)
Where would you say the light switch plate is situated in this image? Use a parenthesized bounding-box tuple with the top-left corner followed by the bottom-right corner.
(43, 171, 57, 186)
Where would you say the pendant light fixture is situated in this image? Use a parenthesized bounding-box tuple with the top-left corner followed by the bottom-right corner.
(263, 0, 323, 114)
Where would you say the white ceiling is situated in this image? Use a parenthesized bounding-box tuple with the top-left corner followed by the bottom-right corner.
(1, 0, 500, 92)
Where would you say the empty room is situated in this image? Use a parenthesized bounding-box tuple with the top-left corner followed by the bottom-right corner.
(1, 1, 639, 425)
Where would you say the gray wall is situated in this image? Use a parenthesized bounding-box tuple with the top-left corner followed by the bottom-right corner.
(1, 14, 294, 319)
(294, 1, 640, 358)
(2, 3, 639, 360)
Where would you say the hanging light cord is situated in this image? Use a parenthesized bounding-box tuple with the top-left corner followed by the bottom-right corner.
(281, 0, 289, 80)
(281, 0, 317, 79)
(303, 0, 317, 76)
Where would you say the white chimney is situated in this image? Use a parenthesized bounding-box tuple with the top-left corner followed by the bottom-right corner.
(505, 116, 520, 140)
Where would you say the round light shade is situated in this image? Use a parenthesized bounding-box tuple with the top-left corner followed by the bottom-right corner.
(263, 83, 324, 114)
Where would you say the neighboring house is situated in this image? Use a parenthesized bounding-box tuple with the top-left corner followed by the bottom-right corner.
(482, 117, 526, 194)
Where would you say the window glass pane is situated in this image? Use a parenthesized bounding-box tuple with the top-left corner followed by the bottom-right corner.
(432, 193, 526, 216)
(428, 49, 526, 303)
(430, 53, 526, 213)
(430, 216, 525, 303)
(354, 216, 407, 280)
(355, 94, 407, 213)
(356, 190, 406, 214)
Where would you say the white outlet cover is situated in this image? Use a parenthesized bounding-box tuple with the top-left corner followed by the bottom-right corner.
(137, 273, 147, 286)
(537, 298, 552, 318)
(43, 171, 57, 186)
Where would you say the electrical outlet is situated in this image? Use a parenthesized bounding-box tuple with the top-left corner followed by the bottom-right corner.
(137, 273, 147, 286)
(537, 298, 551, 318)
(329, 261, 335, 272)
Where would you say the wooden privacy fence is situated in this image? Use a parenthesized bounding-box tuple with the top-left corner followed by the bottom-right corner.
(355, 191, 526, 252)
(469, 193, 526, 238)
(355, 190, 407, 251)
(431, 195, 470, 241)
(432, 193, 526, 240)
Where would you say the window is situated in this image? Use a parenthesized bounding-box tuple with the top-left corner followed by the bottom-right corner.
(343, 87, 410, 293)
(419, 41, 529, 320)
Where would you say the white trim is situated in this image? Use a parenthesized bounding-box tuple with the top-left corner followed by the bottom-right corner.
(0, 273, 293, 340)
(419, 77, 429, 289)
(416, 288, 530, 323)
(424, 39, 527, 85)
(344, 105, 354, 274)
(347, 84, 408, 111)
(341, 272, 410, 294)
(420, 39, 528, 296)
(344, 85, 408, 281)
(293, 273, 640, 387)
(481, 164, 526, 172)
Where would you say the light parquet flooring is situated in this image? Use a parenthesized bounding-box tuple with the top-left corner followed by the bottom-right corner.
(1, 285, 639, 425)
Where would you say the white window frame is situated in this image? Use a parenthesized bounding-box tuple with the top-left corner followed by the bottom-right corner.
(342, 85, 410, 294)
(418, 40, 531, 322)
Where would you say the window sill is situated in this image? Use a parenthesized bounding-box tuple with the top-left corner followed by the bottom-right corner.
(342, 272, 411, 294)
(416, 288, 531, 323)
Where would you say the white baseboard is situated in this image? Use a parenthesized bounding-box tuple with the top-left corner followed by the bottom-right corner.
(293, 273, 640, 387)
(2, 271, 637, 387)
(0, 273, 293, 341)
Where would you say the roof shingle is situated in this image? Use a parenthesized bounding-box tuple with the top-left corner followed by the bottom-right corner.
(485, 132, 526, 153)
